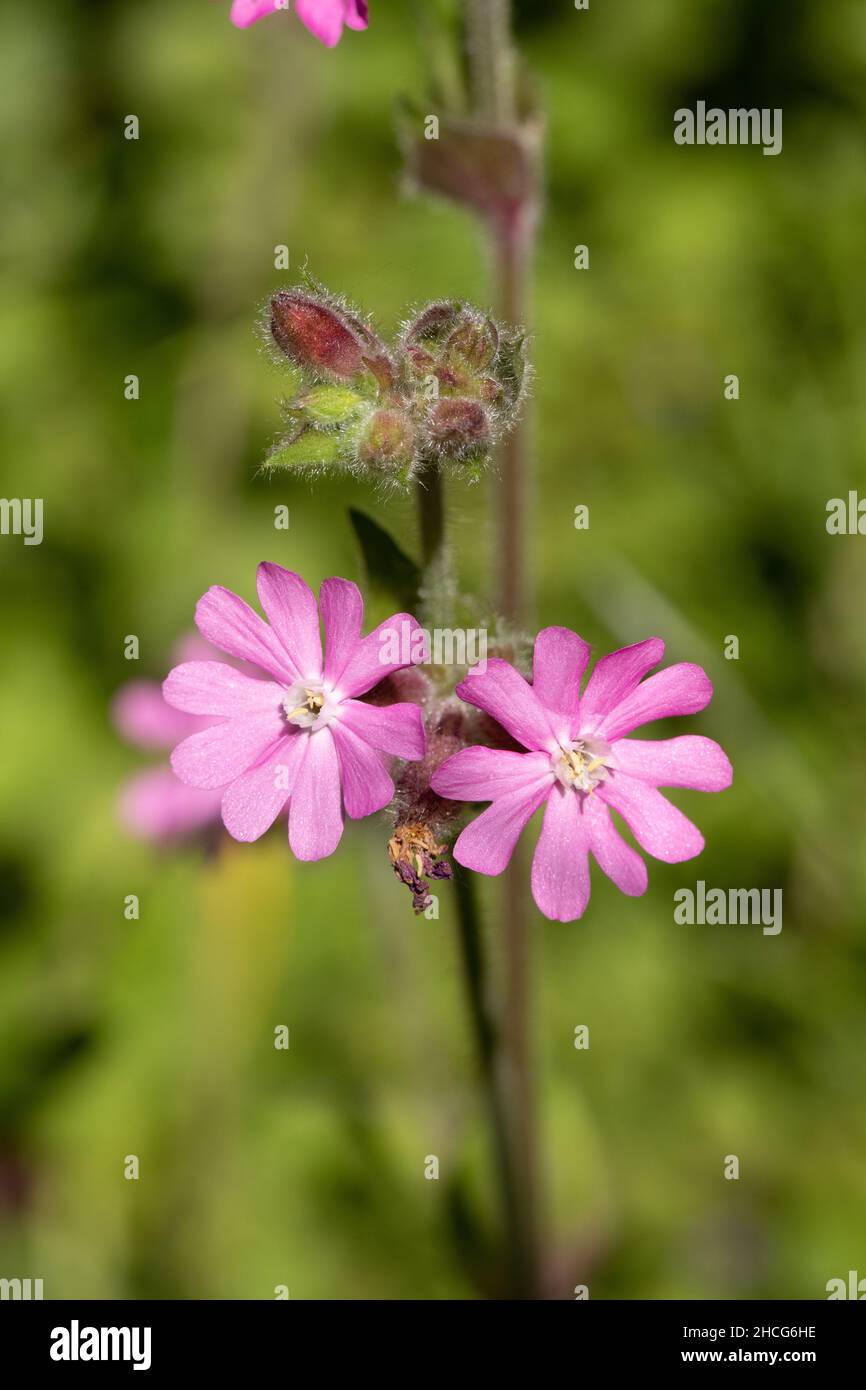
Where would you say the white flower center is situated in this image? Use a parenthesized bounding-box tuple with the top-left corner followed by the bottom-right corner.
(282, 683, 332, 730)
(552, 737, 612, 793)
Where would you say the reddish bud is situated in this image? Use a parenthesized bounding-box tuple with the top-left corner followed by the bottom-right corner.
(270, 293, 365, 379)
(405, 301, 462, 346)
(446, 315, 499, 371)
(427, 397, 490, 454)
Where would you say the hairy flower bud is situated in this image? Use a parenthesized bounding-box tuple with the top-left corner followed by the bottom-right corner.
(404, 300, 462, 348)
(446, 315, 498, 371)
(427, 397, 490, 456)
(270, 292, 366, 380)
(357, 408, 417, 476)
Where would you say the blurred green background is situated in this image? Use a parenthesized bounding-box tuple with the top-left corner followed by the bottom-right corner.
(2, 0, 866, 1299)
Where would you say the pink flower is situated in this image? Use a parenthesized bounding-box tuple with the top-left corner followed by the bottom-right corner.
(230, 0, 369, 47)
(113, 636, 226, 842)
(430, 630, 732, 922)
(163, 564, 426, 860)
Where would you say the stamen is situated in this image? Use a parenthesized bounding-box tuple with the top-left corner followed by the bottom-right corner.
(283, 686, 326, 729)
(553, 737, 611, 794)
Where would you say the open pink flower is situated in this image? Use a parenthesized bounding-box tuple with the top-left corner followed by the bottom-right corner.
(230, 0, 369, 47)
(430, 630, 732, 922)
(113, 636, 227, 842)
(163, 564, 426, 860)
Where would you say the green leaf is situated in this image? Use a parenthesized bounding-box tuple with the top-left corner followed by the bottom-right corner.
(263, 430, 341, 472)
(348, 508, 421, 613)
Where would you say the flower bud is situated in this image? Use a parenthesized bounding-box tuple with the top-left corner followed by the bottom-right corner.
(270, 292, 366, 380)
(356, 408, 417, 475)
(446, 314, 498, 371)
(427, 397, 490, 456)
(404, 300, 462, 348)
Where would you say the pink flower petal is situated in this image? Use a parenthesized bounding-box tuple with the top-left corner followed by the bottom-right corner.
(595, 663, 714, 742)
(195, 584, 300, 685)
(112, 681, 198, 749)
(456, 658, 562, 751)
(256, 563, 323, 682)
(610, 735, 732, 791)
(582, 794, 648, 897)
(337, 699, 425, 760)
(345, 1, 369, 31)
(120, 768, 223, 841)
(598, 772, 704, 863)
(295, 0, 348, 46)
(578, 637, 665, 734)
(431, 746, 551, 802)
(532, 626, 590, 722)
(230, 1, 280, 29)
(163, 661, 284, 717)
(171, 710, 287, 790)
(453, 780, 551, 877)
(320, 577, 364, 688)
(288, 728, 344, 860)
(330, 721, 394, 819)
(336, 612, 426, 698)
(221, 734, 302, 842)
(530, 785, 591, 922)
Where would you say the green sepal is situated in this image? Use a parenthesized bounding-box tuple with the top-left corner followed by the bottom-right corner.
(264, 430, 341, 472)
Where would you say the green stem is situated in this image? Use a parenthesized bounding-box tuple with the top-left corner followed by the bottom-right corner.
(466, 0, 515, 123)
(452, 865, 533, 1297)
(497, 218, 531, 626)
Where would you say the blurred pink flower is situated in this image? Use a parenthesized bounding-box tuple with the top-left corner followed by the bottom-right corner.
(431, 629, 732, 922)
(113, 636, 226, 842)
(164, 564, 426, 861)
(230, 0, 369, 47)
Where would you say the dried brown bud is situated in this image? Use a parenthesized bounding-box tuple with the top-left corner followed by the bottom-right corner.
(388, 824, 453, 915)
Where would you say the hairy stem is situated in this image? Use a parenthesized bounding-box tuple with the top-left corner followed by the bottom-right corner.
(466, 0, 515, 123)
(497, 219, 531, 625)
